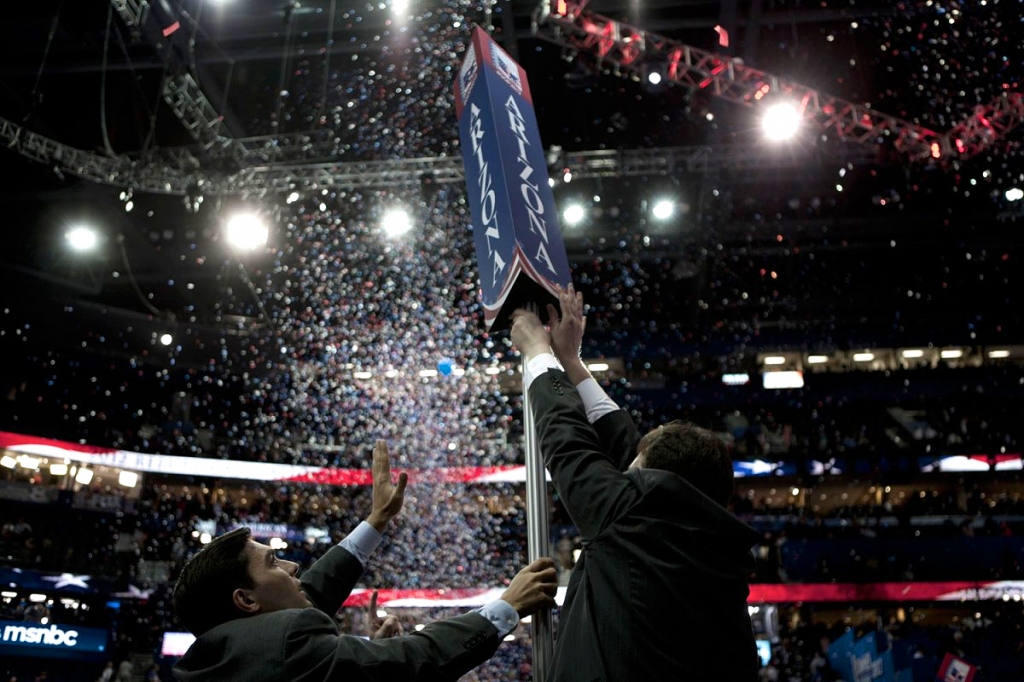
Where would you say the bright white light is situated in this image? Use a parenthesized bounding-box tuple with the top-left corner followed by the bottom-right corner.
(763, 356, 786, 365)
(414, 624, 426, 632)
(652, 200, 674, 220)
(563, 204, 585, 225)
(852, 352, 875, 362)
(763, 371, 804, 389)
(762, 102, 801, 141)
(940, 349, 963, 359)
(0, 456, 16, 469)
(988, 349, 1011, 358)
(791, 487, 800, 496)
(587, 362, 609, 372)
(503, 634, 516, 642)
(391, 0, 409, 15)
(286, 192, 300, 204)
(382, 209, 413, 238)
(50, 463, 68, 476)
(901, 349, 924, 358)
(29, 594, 47, 603)
(225, 213, 269, 250)
(647, 71, 662, 86)
(119, 471, 139, 487)
(160, 333, 173, 346)
(269, 538, 288, 550)
(722, 373, 750, 386)
(75, 468, 94, 485)
(384, 369, 399, 378)
(485, 366, 501, 375)
(376, 609, 388, 618)
(200, 533, 212, 545)
(66, 226, 98, 251)
(353, 371, 373, 379)
(419, 369, 438, 378)
(806, 355, 829, 364)
(1006, 188, 1024, 202)
(17, 456, 40, 470)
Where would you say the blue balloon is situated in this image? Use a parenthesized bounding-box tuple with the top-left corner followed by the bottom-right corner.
(438, 359, 453, 376)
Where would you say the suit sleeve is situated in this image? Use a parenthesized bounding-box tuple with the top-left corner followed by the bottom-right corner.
(591, 408, 642, 471)
(284, 608, 500, 682)
(530, 369, 640, 541)
(299, 545, 365, 616)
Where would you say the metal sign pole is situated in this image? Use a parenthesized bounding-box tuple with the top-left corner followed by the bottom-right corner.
(522, 358, 552, 681)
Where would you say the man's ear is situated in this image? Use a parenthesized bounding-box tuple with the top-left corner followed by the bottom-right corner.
(232, 588, 260, 615)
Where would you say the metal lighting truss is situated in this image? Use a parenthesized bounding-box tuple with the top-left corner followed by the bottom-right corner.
(535, 0, 1024, 162)
(1, 114, 875, 195)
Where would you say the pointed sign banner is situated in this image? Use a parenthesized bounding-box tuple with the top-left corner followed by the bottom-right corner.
(454, 26, 572, 331)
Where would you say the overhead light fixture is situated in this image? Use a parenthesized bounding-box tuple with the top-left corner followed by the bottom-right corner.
(225, 212, 269, 250)
(651, 199, 675, 220)
(562, 204, 585, 225)
(65, 226, 99, 251)
(0, 455, 17, 469)
(940, 349, 963, 359)
(901, 349, 924, 358)
(75, 468, 94, 485)
(119, 471, 139, 488)
(988, 349, 1010, 358)
(852, 352, 875, 362)
(761, 102, 801, 141)
(763, 356, 786, 365)
(50, 463, 69, 476)
(381, 209, 413, 238)
(587, 362, 609, 372)
(806, 355, 829, 364)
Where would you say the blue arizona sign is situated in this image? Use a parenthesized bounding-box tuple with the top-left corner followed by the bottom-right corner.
(454, 26, 571, 331)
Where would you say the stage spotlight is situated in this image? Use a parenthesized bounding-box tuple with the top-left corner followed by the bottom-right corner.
(562, 204, 585, 225)
(66, 226, 98, 251)
(381, 209, 413, 238)
(761, 102, 801, 141)
(1006, 187, 1023, 202)
(648, 71, 662, 86)
(225, 213, 270, 250)
(651, 199, 675, 220)
(159, 333, 173, 346)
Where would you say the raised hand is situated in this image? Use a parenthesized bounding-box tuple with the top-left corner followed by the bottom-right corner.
(510, 308, 552, 360)
(547, 283, 585, 365)
(368, 590, 404, 640)
(499, 557, 559, 617)
(367, 441, 408, 532)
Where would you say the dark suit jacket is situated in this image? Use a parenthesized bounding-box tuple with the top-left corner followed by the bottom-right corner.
(173, 545, 501, 682)
(531, 369, 760, 682)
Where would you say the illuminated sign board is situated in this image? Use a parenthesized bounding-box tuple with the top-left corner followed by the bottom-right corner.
(0, 620, 107, 660)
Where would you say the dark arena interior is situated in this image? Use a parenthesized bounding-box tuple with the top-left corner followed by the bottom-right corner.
(0, 0, 1022, 680)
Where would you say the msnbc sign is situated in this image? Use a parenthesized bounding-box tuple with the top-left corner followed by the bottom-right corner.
(0, 620, 107, 659)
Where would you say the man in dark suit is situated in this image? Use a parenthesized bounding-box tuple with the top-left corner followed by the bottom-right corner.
(172, 440, 558, 682)
(511, 286, 760, 682)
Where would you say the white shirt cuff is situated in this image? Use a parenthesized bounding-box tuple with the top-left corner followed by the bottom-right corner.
(576, 377, 620, 423)
(475, 600, 521, 637)
(338, 521, 382, 567)
(523, 353, 562, 390)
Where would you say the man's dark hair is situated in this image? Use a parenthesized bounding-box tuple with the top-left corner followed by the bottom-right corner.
(172, 527, 253, 636)
(636, 421, 734, 506)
